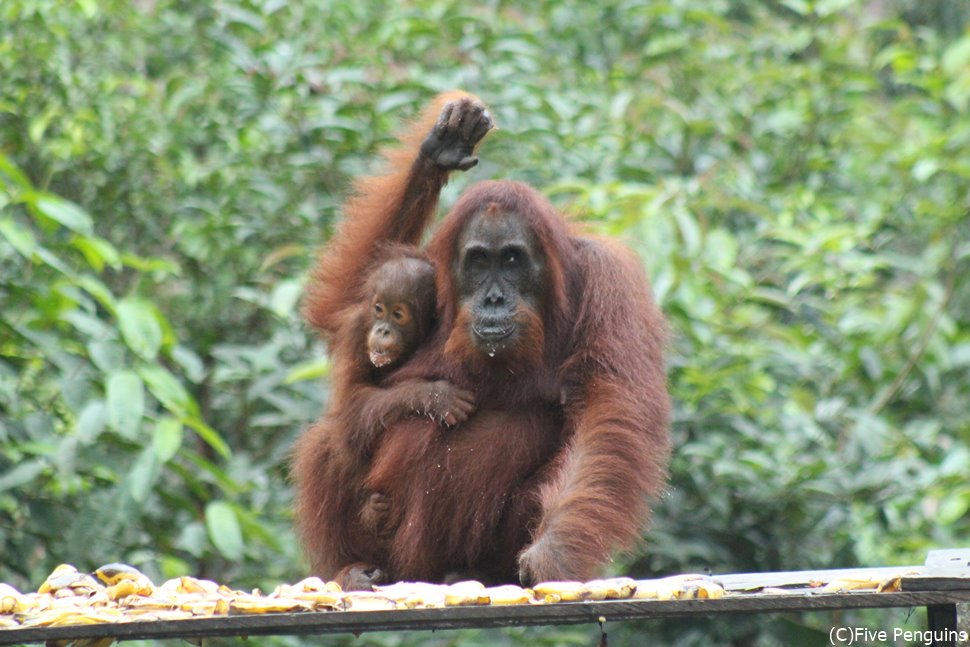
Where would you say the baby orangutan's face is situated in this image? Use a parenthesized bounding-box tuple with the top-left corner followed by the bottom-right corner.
(367, 294, 419, 368)
(364, 256, 436, 369)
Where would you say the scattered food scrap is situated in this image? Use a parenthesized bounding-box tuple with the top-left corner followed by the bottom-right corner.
(1, 563, 908, 633)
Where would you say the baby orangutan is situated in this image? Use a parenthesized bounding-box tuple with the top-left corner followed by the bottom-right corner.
(360, 248, 475, 427)
(293, 245, 478, 587)
(356, 247, 477, 534)
(365, 253, 434, 370)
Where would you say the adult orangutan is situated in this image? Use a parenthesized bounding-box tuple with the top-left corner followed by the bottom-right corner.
(295, 92, 671, 588)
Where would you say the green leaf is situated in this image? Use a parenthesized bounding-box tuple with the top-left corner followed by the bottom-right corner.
(283, 358, 330, 384)
(258, 243, 305, 274)
(138, 365, 193, 415)
(171, 345, 206, 383)
(56, 435, 79, 484)
(0, 217, 37, 258)
(117, 298, 163, 360)
(814, 0, 855, 17)
(183, 417, 232, 460)
(137, 365, 232, 457)
(232, 505, 284, 552)
(174, 522, 208, 558)
(0, 459, 46, 492)
(778, 0, 810, 15)
(28, 108, 57, 144)
(937, 492, 970, 526)
(674, 207, 702, 257)
(88, 341, 124, 373)
(120, 253, 179, 276)
(125, 447, 160, 503)
(912, 159, 939, 182)
(73, 235, 123, 272)
(181, 452, 242, 495)
(942, 36, 970, 77)
(33, 195, 94, 235)
(644, 32, 689, 57)
(205, 501, 244, 560)
(78, 0, 97, 18)
(76, 275, 118, 314)
(33, 246, 71, 274)
(270, 279, 302, 317)
(0, 154, 33, 191)
(159, 555, 192, 581)
(153, 417, 184, 463)
(106, 370, 145, 439)
(74, 400, 108, 443)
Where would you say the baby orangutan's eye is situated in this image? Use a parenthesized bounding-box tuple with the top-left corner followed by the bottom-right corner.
(392, 306, 410, 325)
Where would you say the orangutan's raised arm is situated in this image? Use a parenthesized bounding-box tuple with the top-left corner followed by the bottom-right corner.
(303, 93, 493, 335)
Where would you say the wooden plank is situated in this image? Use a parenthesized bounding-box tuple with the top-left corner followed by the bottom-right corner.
(3, 590, 970, 645)
(715, 565, 922, 591)
(927, 550, 970, 569)
(903, 575, 970, 592)
(959, 603, 970, 647)
(715, 566, 970, 593)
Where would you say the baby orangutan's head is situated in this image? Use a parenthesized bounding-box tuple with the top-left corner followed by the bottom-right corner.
(365, 256, 436, 368)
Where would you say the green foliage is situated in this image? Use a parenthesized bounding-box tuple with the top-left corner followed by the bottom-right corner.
(1, 0, 968, 644)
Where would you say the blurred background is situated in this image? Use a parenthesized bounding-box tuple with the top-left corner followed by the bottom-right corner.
(1, 0, 968, 644)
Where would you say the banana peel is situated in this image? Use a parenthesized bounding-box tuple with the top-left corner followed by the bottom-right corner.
(444, 580, 490, 606)
(483, 584, 532, 605)
(633, 574, 725, 600)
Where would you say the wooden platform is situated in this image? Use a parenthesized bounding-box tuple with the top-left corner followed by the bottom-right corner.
(2, 549, 969, 646)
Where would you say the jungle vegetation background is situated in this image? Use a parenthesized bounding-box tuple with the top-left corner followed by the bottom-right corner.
(1, 0, 968, 645)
